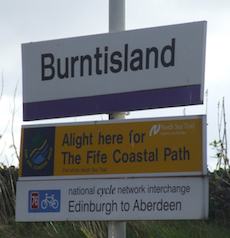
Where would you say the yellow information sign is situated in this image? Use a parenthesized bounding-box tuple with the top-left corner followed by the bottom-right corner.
(19, 116, 206, 177)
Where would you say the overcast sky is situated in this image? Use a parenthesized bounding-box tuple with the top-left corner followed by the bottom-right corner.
(0, 0, 229, 169)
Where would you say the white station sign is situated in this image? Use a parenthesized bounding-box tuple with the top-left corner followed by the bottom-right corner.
(22, 21, 207, 120)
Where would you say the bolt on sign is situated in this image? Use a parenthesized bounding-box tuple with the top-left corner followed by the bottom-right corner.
(19, 115, 206, 178)
(22, 21, 206, 121)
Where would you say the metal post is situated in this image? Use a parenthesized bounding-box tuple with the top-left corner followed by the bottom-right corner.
(108, 0, 126, 121)
(109, 0, 125, 32)
(108, 0, 126, 238)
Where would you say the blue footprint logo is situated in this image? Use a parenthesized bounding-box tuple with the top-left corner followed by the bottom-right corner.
(25, 134, 53, 170)
(30, 139, 49, 165)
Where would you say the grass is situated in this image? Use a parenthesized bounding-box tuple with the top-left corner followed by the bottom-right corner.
(127, 220, 230, 238)
(0, 220, 230, 238)
(0, 166, 229, 237)
(0, 221, 107, 238)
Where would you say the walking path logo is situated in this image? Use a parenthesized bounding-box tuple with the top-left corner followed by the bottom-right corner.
(21, 127, 55, 176)
(29, 190, 61, 213)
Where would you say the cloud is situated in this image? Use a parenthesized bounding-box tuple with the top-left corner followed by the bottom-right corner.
(0, 0, 230, 168)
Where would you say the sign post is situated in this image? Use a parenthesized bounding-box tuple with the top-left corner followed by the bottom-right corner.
(17, 1, 208, 237)
(108, 0, 126, 237)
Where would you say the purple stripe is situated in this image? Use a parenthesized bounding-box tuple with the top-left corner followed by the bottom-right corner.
(23, 85, 202, 121)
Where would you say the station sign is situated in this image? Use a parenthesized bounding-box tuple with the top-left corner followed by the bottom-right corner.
(19, 115, 206, 178)
(22, 21, 206, 121)
(16, 176, 209, 221)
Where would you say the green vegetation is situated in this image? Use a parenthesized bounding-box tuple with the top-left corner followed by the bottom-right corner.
(0, 165, 17, 224)
(0, 164, 229, 237)
(0, 94, 229, 237)
(0, 219, 230, 238)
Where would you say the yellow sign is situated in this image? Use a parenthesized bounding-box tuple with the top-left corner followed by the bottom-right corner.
(19, 116, 206, 177)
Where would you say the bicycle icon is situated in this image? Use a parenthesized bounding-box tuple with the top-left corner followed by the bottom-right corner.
(41, 193, 59, 210)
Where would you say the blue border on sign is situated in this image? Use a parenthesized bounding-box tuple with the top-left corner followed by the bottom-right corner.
(23, 85, 201, 121)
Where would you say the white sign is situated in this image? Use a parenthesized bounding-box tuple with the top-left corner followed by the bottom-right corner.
(22, 21, 207, 120)
(16, 177, 208, 221)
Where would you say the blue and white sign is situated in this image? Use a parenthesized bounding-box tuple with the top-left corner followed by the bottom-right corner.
(28, 190, 61, 213)
(22, 21, 206, 121)
(16, 177, 208, 221)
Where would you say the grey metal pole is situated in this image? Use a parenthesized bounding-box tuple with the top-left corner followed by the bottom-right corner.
(108, 0, 126, 238)
(109, 0, 125, 32)
(108, 0, 126, 121)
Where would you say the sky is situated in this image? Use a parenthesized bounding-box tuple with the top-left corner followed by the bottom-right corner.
(0, 0, 229, 170)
